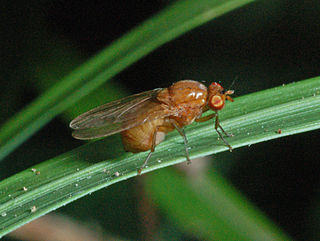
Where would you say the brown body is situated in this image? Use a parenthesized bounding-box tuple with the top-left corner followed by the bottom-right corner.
(70, 80, 234, 173)
(121, 80, 207, 153)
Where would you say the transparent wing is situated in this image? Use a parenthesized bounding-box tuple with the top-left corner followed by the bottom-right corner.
(69, 88, 173, 140)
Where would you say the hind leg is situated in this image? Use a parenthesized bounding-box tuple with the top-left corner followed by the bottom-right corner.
(138, 126, 167, 175)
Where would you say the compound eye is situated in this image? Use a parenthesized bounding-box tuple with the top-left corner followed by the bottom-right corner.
(209, 95, 225, 110)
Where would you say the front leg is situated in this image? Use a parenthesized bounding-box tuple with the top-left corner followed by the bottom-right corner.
(214, 114, 233, 152)
(196, 112, 233, 152)
(195, 113, 216, 123)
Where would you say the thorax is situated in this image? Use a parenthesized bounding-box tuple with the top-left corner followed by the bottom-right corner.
(157, 80, 208, 127)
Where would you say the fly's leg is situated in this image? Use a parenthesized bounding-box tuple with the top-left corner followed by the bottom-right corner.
(138, 126, 165, 175)
(138, 152, 153, 175)
(196, 113, 233, 152)
(214, 114, 233, 152)
(195, 113, 216, 123)
(170, 120, 191, 164)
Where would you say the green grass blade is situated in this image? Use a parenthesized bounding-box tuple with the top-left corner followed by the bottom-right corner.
(0, 0, 254, 161)
(145, 169, 292, 240)
(0, 76, 319, 237)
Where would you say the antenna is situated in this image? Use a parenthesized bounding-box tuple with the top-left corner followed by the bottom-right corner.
(228, 75, 238, 90)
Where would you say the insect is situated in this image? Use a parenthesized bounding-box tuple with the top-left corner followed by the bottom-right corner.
(70, 80, 234, 174)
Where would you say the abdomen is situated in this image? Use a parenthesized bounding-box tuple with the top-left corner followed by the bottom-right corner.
(121, 118, 171, 153)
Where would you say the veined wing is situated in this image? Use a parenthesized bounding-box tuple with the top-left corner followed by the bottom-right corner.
(70, 88, 172, 140)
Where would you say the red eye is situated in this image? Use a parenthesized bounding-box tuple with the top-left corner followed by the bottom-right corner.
(209, 95, 225, 110)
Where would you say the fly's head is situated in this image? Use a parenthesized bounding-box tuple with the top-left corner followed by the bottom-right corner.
(207, 82, 234, 111)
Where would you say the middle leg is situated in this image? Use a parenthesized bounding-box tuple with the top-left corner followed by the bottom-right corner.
(170, 120, 191, 164)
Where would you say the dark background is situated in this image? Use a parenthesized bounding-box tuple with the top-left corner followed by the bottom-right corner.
(1, 0, 320, 240)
